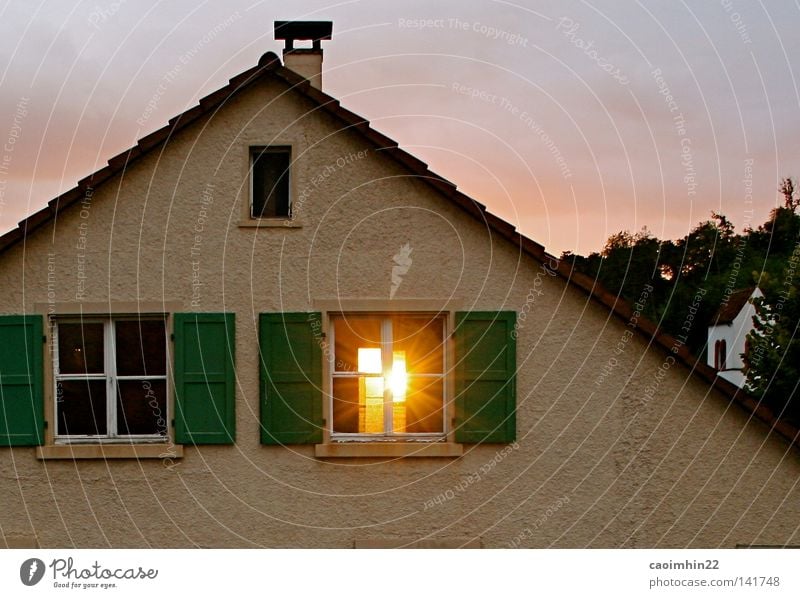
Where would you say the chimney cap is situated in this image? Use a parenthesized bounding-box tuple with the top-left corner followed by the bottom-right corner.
(274, 21, 333, 42)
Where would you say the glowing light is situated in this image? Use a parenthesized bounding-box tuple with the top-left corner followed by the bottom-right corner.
(358, 348, 384, 433)
(357, 347, 382, 373)
(363, 377, 384, 434)
(356, 348, 409, 433)
(389, 351, 407, 403)
(363, 377, 384, 397)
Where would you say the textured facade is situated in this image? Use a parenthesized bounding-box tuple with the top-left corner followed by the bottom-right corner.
(0, 54, 798, 549)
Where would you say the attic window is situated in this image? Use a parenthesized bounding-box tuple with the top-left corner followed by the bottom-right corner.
(250, 146, 291, 218)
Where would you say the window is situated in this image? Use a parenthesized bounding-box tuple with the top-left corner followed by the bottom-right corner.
(714, 339, 727, 370)
(258, 310, 515, 449)
(250, 146, 291, 218)
(53, 316, 168, 441)
(330, 314, 445, 437)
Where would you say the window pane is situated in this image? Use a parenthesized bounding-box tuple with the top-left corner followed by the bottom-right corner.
(392, 316, 444, 374)
(115, 319, 167, 376)
(333, 316, 381, 373)
(116, 380, 167, 436)
(405, 378, 444, 433)
(57, 322, 104, 374)
(56, 379, 107, 435)
(252, 148, 290, 218)
(332, 377, 385, 434)
(332, 377, 359, 433)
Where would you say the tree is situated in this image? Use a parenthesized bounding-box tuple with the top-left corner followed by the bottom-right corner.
(743, 179, 800, 422)
(757, 205, 800, 256)
(744, 269, 800, 423)
(779, 177, 799, 212)
(565, 178, 800, 373)
(673, 213, 736, 278)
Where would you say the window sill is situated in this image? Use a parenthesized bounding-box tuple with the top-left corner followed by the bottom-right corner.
(36, 444, 182, 460)
(314, 442, 463, 459)
(238, 219, 301, 228)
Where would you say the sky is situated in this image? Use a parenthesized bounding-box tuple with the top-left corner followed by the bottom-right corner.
(0, 0, 798, 255)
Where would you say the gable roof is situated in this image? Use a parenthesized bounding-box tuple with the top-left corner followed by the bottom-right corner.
(2, 51, 798, 450)
(712, 287, 757, 325)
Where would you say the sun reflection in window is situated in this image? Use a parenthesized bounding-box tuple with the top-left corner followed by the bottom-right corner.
(357, 348, 382, 374)
(389, 351, 407, 403)
(355, 348, 408, 433)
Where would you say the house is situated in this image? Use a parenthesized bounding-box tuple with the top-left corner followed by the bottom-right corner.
(0, 22, 798, 549)
(707, 287, 762, 389)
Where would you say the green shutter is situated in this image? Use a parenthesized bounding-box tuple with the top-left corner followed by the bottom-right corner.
(259, 313, 323, 445)
(174, 313, 235, 444)
(0, 315, 44, 446)
(454, 311, 516, 443)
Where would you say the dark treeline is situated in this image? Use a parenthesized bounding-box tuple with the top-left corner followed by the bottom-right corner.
(562, 178, 800, 422)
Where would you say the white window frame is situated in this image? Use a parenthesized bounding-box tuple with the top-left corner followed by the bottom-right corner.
(329, 313, 447, 441)
(53, 315, 169, 444)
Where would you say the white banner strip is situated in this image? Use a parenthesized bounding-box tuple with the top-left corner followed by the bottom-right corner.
(1, 549, 797, 597)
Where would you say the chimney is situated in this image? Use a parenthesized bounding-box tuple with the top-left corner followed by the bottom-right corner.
(274, 21, 333, 90)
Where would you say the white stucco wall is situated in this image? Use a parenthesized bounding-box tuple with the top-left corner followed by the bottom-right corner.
(0, 73, 798, 548)
(707, 288, 762, 388)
